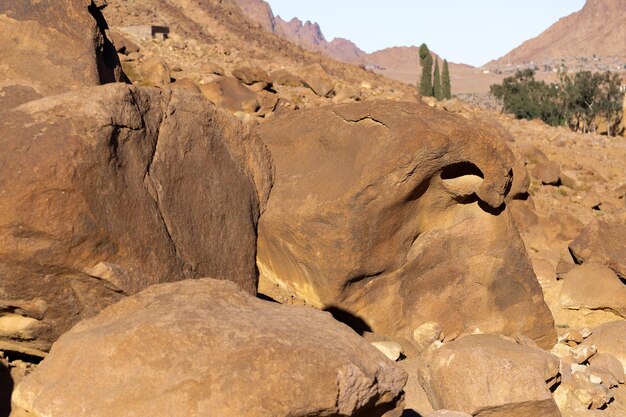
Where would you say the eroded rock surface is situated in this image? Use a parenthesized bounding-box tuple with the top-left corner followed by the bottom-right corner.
(12, 279, 407, 417)
(418, 334, 561, 417)
(0, 84, 272, 355)
(569, 220, 626, 278)
(0, 0, 126, 111)
(255, 101, 556, 348)
(582, 321, 626, 369)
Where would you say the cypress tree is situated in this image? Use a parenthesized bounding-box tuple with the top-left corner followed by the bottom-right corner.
(442, 59, 452, 99)
(433, 58, 443, 100)
(418, 43, 433, 97)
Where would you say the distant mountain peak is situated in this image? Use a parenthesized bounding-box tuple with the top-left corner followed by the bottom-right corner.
(490, 0, 626, 66)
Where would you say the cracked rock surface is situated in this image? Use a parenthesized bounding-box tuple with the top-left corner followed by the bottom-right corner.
(0, 84, 272, 355)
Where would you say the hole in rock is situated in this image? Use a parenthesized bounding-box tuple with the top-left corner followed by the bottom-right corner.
(440, 161, 484, 180)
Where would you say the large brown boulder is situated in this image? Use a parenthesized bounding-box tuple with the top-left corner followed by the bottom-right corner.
(559, 263, 626, 319)
(254, 101, 556, 348)
(0, 0, 126, 111)
(0, 84, 272, 356)
(232, 66, 271, 86)
(12, 279, 407, 417)
(199, 76, 260, 113)
(569, 219, 626, 278)
(418, 335, 561, 417)
(582, 321, 626, 370)
(300, 63, 335, 97)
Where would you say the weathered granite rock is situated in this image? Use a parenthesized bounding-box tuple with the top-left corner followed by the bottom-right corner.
(589, 353, 625, 384)
(569, 220, 626, 278)
(200, 76, 260, 113)
(559, 263, 626, 319)
(0, 84, 272, 355)
(137, 56, 171, 86)
(300, 63, 335, 97)
(12, 279, 407, 417)
(534, 160, 561, 185)
(0, 0, 126, 111)
(232, 66, 271, 85)
(419, 334, 561, 417)
(582, 321, 626, 370)
(255, 101, 556, 348)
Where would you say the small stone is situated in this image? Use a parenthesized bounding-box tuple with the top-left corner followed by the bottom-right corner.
(555, 260, 575, 279)
(570, 344, 597, 363)
(533, 160, 561, 185)
(589, 374, 602, 384)
(561, 330, 584, 345)
(580, 328, 593, 338)
(571, 364, 587, 375)
(515, 334, 539, 348)
(370, 341, 402, 361)
(413, 322, 443, 351)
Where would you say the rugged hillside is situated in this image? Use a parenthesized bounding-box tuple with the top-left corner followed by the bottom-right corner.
(103, 0, 415, 105)
(490, 0, 626, 66)
(228, 0, 495, 94)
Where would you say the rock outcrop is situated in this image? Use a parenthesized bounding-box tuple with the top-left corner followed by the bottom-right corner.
(559, 263, 626, 318)
(255, 101, 557, 348)
(0, 84, 272, 355)
(12, 279, 407, 417)
(199, 76, 260, 113)
(568, 220, 626, 278)
(582, 321, 626, 369)
(0, 0, 126, 111)
(418, 334, 561, 417)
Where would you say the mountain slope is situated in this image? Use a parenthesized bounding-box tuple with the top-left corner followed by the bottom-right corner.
(491, 0, 626, 65)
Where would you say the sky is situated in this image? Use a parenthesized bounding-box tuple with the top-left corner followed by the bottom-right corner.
(266, 0, 587, 67)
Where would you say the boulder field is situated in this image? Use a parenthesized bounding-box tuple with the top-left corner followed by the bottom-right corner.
(1, 0, 625, 416)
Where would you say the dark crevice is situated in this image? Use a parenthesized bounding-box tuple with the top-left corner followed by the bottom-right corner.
(324, 307, 372, 336)
(0, 350, 44, 365)
(512, 192, 530, 201)
(256, 293, 279, 303)
(87, 3, 130, 84)
(568, 247, 584, 265)
(0, 361, 12, 417)
(345, 270, 385, 287)
(405, 177, 429, 202)
(478, 199, 506, 215)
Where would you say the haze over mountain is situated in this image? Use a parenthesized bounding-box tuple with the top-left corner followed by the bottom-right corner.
(490, 0, 626, 66)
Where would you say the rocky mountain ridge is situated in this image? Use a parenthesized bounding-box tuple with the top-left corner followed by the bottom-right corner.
(490, 0, 626, 66)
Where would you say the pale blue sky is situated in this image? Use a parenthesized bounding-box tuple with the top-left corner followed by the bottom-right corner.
(266, 0, 587, 67)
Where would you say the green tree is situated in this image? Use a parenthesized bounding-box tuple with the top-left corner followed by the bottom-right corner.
(442, 59, 452, 99)
(418, 43, 433, 97)
(491, 69, 624, 136)
(490, 69, 563, 126)
(433, 58, 443, 100)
